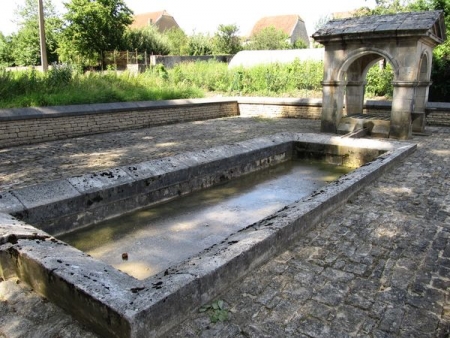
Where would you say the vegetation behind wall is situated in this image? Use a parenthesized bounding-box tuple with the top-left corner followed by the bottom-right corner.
(0, 59, 399, 109)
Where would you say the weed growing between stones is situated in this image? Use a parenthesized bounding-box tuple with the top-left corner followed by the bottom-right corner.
(199, 299, 229, 323)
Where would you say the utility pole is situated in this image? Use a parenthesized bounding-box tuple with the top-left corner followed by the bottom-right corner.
(38, 0, 48, 72)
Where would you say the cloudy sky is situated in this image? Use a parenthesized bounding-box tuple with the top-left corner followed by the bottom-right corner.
(0, 0, 376, 38)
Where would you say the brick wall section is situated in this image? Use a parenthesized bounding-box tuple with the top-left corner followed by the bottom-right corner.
(1, 97, 449, 148)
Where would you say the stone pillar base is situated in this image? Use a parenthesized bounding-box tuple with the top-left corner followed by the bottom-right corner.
(411, 112, 426, 133)
(390, 111, 412, 140)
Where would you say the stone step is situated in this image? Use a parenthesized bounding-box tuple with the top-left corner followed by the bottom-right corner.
(338, 113, 391, 138)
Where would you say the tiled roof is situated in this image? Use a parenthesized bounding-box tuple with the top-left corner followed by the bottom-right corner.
(313, 10, 446, 43)
(250, 15, 304, 37)
(130, 10, 167, 29)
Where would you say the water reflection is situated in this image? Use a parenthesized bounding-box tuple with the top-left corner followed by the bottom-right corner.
(59, 159, 352, 280)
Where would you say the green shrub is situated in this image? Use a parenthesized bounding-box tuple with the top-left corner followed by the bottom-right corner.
(365, 62, 394, 98)
(45, 64, 73, 90)
(225, 59, 323, 95)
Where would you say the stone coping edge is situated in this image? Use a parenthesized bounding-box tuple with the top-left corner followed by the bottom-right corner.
(0, 134, 417, 338)
(1, 97, 449, 122)
(0, 98, 238, 121)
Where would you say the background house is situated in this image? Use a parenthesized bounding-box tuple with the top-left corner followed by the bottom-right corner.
(250, 15, 310, 47)
(130, 10, 181, 33)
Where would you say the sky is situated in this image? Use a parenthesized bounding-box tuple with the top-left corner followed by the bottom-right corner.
(0, 0, 377, 38)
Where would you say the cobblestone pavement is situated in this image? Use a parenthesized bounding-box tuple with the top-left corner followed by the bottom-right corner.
(1, 118, 450, 338)
(0, 117, 320, 191)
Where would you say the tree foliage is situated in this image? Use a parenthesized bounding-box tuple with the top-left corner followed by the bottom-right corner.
(292, 39, 308, 49)
(6, 0, 61, 66)
(212, 24, 242, 55)
(165, 28, 189, 55)
(245, 27, 291, 50)
(187, 33, 213, 56)
(0, 33, 14, 67)
(59, 0, 133, 66)
(122, 26, 170, 55)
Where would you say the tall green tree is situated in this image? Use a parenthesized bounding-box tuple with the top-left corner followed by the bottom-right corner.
(122, 26, 170, 55)
(212, 24, 242, 55)
(165, 27, 189, 55)
(59, 0, 133, 67)
(0, 32, 14, 66)
(8, 0, 61, 66)
(187, 33, 213, 56)
(245, 27, 291, 50)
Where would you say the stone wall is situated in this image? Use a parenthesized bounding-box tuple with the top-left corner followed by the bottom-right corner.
(1, 97, 449, 148)
(424, 103, 450, 126)
(363, 100, 450, 127)
(0, 99, 238, 148)
(237, 97, 322, 119)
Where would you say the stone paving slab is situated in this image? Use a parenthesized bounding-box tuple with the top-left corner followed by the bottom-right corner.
(1, 118, 450, 337)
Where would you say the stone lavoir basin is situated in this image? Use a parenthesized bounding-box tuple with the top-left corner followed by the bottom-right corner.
(0, 132, 416, 338)
(59, 159, 352, 280)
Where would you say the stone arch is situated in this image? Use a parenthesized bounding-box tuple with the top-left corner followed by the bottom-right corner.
(411, 49, 434, 132)
(418, 50, 432, 82)
(334, 48, 400, 118)
(337, 47, 400, 82)
(312, 10, 446, 139)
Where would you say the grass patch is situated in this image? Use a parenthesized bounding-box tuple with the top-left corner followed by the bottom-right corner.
(0, 58, 393, 108)
(0, 67, 204, 109)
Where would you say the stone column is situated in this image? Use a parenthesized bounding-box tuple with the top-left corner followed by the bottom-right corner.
(411, 81, 432, 133)
(345, 81, 365, 116)
(321, 81, 345, 133)
(390, 81, 415, 139)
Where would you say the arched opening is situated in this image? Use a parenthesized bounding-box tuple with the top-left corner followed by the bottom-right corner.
(418, 52, 430, 82)
(337, 50, 397, 119)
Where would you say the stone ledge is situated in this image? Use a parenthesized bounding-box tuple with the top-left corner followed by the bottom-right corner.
(236, 97, 323, 106)
(0, 98, 237, 121)
(1, 98, 448, 122)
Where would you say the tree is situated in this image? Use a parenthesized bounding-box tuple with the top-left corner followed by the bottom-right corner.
(59, 0, 133, 67)
(245, 27, 291, 50)
(292, 39, 308, 49)
(187, 32, 213, 56)
(0, 33, 14, 66)
(122, 26, 170, 55)
(8, 0, 61, 66)
(212, 24, 242, 55)
(164, 27, 189, 55)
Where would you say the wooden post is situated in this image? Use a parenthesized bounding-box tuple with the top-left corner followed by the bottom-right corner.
(37, 0, 48, 72)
